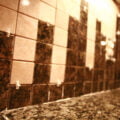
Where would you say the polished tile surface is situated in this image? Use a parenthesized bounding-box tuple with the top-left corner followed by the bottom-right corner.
(35, 42, 52, 64)
(0, 31, 14, 59)
(13, 36, 36, 61)
(0, 6, 17, 34)
(33, 64, 50, 84)
(37, 20, 54, 44)
(11, 61, 34, 84)
(32, 84, 48, 104)
(16, 13, 38, 39)
(19, 0, 41, 19)
(0, 0, 19, 10)
(9, 85, 31, 109)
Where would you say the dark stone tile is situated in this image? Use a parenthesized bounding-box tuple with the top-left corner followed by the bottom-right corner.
(83, 82, 91, 94)
(92, 82, 98, 92)
(116, 17, 120, 30)
(49, 85, 62, 101)
(105, 81, 109, 90)
(94, 44, 106, 68)
(115, 81, 120, 88)
(98, 81, 104, 91)
(93, 70, 104, 82)
(66, 49, 77, 66)
(64, 84, 75, 98)
(9, 85, 31, 109)
(0, 31, 14, 59)
(80, 10, 88, 24)
(35, 42, 52, 64)
(78, 37, 87, 52)
(84, 67, 93, 81)
(76, 68, 85, 82)
(32, 85, 48, 105)
(0, 59, 11, 94)
(96, 20, 101, 33)
(77, 52, 85, 66)
(106, 68, 115, 81)
(64, 66, 77, 82)
(37, 20, 54, 44)
(33, 64, 50, 84)
(0, 91, 9, 111)
(0, 59, 11, 111)
(75, 83, 83, 97)
(0, 59, 11, 110)
(67, 16, 80, 50)
(108, 82, 114, 89)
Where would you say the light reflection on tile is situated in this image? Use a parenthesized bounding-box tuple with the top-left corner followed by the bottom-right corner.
(19, 0, 41, 19)
(39, 1, 56, 25)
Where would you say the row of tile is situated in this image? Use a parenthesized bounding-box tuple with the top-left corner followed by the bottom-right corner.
(0, 0, 85, 20)
(1, 79, 119, 111)
(0, 1, 84, 34)
(0, 58, 116, 86)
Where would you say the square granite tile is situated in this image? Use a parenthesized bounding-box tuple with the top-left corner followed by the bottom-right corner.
(0, 91, 8, 111)
(96, 20, 101, 33)
(67, 16, 80, 50)
(75, 83, 83, 97)
(9, 85, 31, 109)
(32, 84, 48, 105)
(76, 68, 85, 82)
(76, 52, 85, 66)
(33, 64, 50, 84)
(35, 42, 52, 64)
(115, 81, 120, 88)
(37, 20, 54, 44)
(94, 44, 105, 68)
(80, 11, 88, 25)
(98, 81, 104, 91)
(0, 31, 14, 59)
(105, 81, 109, 90)
(92, 82, 98, 92)
(66, 49, 77, 66)
(64, 66, 77, 82)
(64, 84, 75, 98)
(83, 82, 91, 94)
(84, 67, 93, 81)
(79, 23, 87, 39)
(78, 37, 87, 52)
(93, 70, 104, 82)
(0, 59, 11, 94)
(49, 85, 62, 101)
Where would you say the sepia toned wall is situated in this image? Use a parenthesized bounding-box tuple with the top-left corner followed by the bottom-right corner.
(0, 0, 119, 111)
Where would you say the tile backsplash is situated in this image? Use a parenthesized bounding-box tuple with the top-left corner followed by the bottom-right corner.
(0, 0, 119, 111)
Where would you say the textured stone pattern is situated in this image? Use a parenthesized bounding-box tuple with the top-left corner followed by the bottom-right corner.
(0, 31, 14, 111)
(1, 89, 120, 120)
(115, 17, 120, 84)
(65, 0, 88, 98)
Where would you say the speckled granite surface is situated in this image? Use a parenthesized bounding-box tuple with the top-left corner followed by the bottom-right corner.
(0, 89, 120, 120)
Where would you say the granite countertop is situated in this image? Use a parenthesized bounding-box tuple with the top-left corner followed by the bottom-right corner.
(0, 89, 120, 120)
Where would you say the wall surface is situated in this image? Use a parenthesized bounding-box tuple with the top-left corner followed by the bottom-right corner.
(0, 0, 119, 111)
